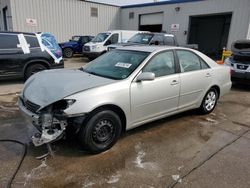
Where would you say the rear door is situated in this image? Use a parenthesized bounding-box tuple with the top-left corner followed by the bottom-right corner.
(0, 33, 24, 77)
(176, 50, 213, 109)
(130, 50, 180, 124)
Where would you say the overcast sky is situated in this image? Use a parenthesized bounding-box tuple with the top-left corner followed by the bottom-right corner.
(89, 0, 167, 6)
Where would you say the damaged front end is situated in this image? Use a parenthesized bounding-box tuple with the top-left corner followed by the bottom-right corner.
(19, 98, 80, 146)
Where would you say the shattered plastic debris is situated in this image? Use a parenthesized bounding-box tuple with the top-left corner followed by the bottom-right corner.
(178, 165, 184, 171)
(82, 178, 95, 188)
(135, 150, 146, 168)
(24, 159, 49, 186)
(205, 117, 218, 124)
(107, 173, 121, 184)
(172, 175, 182, 183)
(134, 143, 160, 171)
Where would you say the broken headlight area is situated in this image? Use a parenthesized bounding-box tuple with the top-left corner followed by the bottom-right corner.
(31, 99, 76, 146)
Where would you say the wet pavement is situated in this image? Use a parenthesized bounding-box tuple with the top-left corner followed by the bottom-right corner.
(0, 57, 250, 188)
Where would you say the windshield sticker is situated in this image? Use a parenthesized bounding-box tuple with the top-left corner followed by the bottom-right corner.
(115, 62, 132, 68)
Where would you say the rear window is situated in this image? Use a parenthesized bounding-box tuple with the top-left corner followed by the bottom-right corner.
(41, 33, 62, 59)
(25, 36, 40, 48)
(0, 34, 19, 49)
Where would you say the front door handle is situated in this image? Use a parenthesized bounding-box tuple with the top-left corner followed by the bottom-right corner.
(171, 80, 179, 85)
(206, 73, 211, 77)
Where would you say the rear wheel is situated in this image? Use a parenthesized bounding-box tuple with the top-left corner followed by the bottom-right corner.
(199, 88, 218, 114)
(25, 64, 47, 80)
(63, 48, 74, 58)
(78, 110, 122, 154)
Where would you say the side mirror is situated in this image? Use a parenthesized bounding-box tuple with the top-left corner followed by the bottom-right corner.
(136, 72, 155, 82)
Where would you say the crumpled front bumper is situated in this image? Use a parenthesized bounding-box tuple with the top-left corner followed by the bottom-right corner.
(18, 98, 42, 131)
(18, 98, 67, 146)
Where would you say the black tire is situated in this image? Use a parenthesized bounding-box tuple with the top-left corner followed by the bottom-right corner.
(199, 88, 218, 114)
(25, 64, 47, 80)
(78, 110, 122, 154)
(63, 48, 74, 58)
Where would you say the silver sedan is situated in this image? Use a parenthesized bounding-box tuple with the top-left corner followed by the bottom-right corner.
(19, 46, 231, 153)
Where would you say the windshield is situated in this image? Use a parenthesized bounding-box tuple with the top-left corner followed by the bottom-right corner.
(83, 50, 150, 80)
(128, 33, 154, 44)
(71, 36, 80, 42)
(92, 33, 110, 43)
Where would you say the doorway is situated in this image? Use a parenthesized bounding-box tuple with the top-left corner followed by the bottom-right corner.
(188, 13, 232, 59)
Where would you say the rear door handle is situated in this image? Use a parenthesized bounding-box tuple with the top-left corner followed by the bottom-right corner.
(206, 73, 211, 77)
(171, 80, 179, 85)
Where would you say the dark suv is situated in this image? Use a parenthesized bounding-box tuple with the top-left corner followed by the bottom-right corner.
(0, 32, 64, 80)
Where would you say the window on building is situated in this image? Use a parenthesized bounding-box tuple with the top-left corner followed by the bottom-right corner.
(143, 51, 176, 77)
(91, 7, 98, 17)
(129, 12, 134, 19)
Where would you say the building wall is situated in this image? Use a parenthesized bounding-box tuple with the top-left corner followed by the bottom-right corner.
(0, 0, 13, 31)
(120, 0, 250, 49)
(9, 0, 120, 42)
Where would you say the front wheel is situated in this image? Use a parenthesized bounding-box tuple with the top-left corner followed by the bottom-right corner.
(24, 64, 47, 80)
(78, 110, 122, 154)
(63, 48, 74, 58)
(199, 88, 218, 114)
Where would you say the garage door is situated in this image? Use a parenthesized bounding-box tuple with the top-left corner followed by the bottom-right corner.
(188, 13, 232, 60)
(139, 13, 163, 32)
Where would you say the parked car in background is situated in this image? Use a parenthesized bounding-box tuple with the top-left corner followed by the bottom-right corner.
(107, 32, 179, 51)
(224, 39, 250, 84)
(59, 35, 94, 58)
(0, 32, 64, 80)
(19, 46, 231, 154)
(82, 30, 141, 60)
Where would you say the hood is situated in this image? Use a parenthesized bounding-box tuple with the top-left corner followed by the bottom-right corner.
(109, 42, 143, 49)
(85, 41, 103, 46)
(22, 69, 116, 108)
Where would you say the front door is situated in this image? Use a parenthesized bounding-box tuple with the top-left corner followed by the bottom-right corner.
(130, 50, 180, 125)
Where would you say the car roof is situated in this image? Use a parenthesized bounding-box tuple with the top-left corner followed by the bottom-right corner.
(136, 32, 175, 37)
(116, 45, 190, 53)
(0, 31, 37, 36)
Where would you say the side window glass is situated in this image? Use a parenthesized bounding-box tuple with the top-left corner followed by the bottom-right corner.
(143, 51, 175, 77)
(82, 37, 89, 44)
(200, 58, 210, 69)
(110, 34, 119, 44)
(164, 36, 175, 45)
(176, 50, 201, 72)
(0, 34, 19, 49)
(25, 36, 40, 48)
(150, 35, 164, 45)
